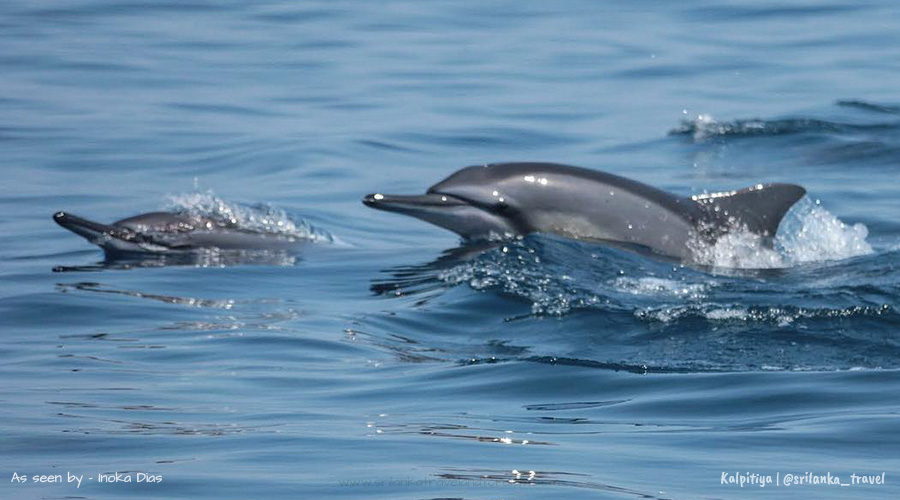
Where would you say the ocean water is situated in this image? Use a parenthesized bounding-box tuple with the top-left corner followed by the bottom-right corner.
(2, 1, 899, 499)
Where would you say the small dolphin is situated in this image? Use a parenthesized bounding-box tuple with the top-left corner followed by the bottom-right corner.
(53, 211, 307, 254)
(363, 162, 806, 261)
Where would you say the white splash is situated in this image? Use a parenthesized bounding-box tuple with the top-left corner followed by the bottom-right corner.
(673, 113, 768, 141)
(688, 113, 719, 141)
(165, 190, 334, 243)
(636, 303, 890, 325)
(613, 277, 709, 299)
(777, 198, 872, 263)
(691, 197, 872, 269)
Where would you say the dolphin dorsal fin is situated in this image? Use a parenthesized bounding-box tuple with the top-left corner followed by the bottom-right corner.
(690, 183, 806, 237)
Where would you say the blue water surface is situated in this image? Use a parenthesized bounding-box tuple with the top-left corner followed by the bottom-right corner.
(2, 1, 899, 499)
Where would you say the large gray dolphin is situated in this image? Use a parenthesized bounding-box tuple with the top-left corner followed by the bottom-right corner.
(362, 162, 806, 261)
(53, 211, 308, 254)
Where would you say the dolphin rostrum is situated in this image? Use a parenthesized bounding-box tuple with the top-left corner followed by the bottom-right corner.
(53, 211, 309, 254)
(363, 162, 806, 261)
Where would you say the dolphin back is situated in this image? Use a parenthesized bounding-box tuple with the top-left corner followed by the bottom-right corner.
(114, 212, 209, 232)
(690, 183, 806, 239)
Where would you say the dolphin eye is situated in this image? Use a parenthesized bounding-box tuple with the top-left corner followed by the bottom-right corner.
(494, 200, 509, 211)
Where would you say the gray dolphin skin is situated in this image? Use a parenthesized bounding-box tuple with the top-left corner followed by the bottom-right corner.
(53, 211, 306, 254)
(363, 162, 806, 260)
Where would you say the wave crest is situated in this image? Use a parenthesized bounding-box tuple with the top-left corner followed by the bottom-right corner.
(670, 113, 898, 141)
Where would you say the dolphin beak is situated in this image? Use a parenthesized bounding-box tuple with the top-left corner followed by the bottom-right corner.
(53, 211, 118, 241)
(362, 193, 467, 213)
(362, 192, 517, 239)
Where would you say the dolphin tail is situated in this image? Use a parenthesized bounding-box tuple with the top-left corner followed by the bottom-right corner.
(53, 211, 119, 243)
(690, 183, 806, 239)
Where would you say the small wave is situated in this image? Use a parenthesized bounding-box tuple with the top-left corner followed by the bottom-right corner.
(690, 197, 873, 269)
(436, 241, 604, 316)
(428, 198, 873, 314)
(636, 303, 894, 325)
(430, 239, 705, 316)
(670, 113, 898, 141)
(165, 190, 334, 243)
(836, 99, 900, 115)
(427, 201, 874, 313)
